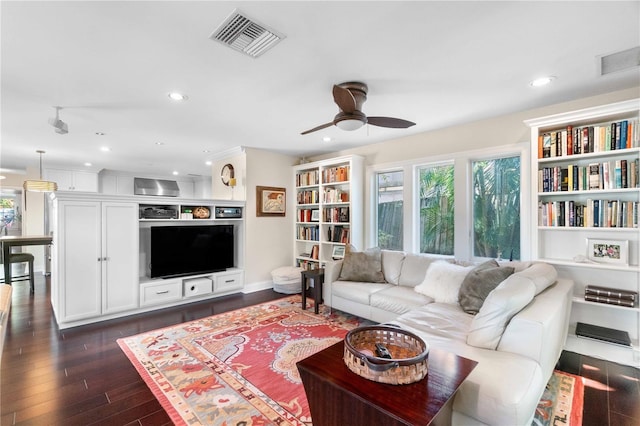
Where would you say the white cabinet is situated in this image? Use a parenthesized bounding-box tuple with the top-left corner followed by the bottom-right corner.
(52, 198, 138, 324)
(46, 168, 98, 192)
(293, 156, 364, 269)
(526, 99, 640, 367)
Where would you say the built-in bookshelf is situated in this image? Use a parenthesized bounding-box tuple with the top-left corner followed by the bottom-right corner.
(293, 155, 363, 270)
(526, 99, 640, 367)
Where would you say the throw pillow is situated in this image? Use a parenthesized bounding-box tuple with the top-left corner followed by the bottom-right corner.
(458, 260, 515, 314)
(414, 260, 473, 304)
(466, 276, 536, 350)
(338, 246, 386, 283)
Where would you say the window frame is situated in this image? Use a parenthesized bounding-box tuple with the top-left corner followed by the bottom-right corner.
(366, 142, 530, 261)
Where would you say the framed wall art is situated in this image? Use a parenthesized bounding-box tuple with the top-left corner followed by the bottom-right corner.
(256, 186, 286, 217)
(586, 238, 629, 265)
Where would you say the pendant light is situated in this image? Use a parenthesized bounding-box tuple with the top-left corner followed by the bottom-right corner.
(23, 150, 57, 192)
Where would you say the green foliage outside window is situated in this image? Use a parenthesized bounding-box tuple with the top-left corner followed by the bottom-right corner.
(419, 165, 454, 255)
(472, 156, 520, 260)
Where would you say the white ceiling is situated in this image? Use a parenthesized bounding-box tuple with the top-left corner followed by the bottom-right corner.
(2, 1, 639, 178)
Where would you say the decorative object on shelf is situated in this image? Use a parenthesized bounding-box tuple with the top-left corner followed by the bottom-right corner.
(332, 245, 345, 260)
(192, 206, 210, 219)
(256, 186, 286, 217)
(220, 163, 235, 186)
(23, 150, 58, 193)
(311, 209, 320, 222)
(586, 238, 629, 265)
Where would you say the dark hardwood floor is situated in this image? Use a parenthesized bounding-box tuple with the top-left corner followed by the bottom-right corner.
(1, 275, 638, 425)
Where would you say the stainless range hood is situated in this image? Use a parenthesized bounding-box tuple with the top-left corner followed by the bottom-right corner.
(134, 177, 180, 197)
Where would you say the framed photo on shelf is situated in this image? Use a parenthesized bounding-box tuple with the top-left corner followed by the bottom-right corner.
(332, 245, 346, 260)
(311, 209, 320, 222)
(256, 186, 286, 217)
(586, 238, 629, 265)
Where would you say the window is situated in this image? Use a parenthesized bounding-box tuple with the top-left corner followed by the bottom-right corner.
(418, 164, 454, 255)
(472, 156, 520, 260)
(376, 171, 403, 250)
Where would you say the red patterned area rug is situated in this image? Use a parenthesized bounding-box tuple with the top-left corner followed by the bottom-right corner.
(533, 370, 584, 426)
(117, 295, 370, 426)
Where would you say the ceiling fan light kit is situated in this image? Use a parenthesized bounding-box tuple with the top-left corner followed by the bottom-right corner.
(301, 81, 416, 135)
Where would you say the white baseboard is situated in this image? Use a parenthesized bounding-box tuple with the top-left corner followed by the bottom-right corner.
(243, 280, 273, 294)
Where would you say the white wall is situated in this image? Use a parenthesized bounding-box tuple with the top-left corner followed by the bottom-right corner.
(243, 148, 298, 287)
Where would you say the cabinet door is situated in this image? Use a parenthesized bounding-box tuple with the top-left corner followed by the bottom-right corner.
(72, 171, 98, 192)
(58, 201, 101, 321)
(45, 169, 73, 191)
(101, 202, 139, 314)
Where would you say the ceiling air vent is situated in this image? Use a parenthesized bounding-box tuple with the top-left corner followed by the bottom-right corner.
(598, 46, 640, 76)
(210, 9, 284, 58)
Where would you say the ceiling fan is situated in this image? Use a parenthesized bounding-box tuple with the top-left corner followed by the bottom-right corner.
(301, 81, 416, 135)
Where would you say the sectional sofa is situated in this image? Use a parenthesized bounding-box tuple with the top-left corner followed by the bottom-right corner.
(324, 248, 573, 426)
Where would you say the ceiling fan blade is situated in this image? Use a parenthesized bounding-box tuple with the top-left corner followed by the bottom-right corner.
(367, 116, 416, 129)
(332, 85, 357, 114)
(301, 121, 334, 135)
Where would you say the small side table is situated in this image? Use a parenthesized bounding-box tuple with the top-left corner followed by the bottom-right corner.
(301, 268, 324, 314)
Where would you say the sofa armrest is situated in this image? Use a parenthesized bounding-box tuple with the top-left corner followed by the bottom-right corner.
(323, 260, 344, 307)
(0, 284, 12, 361)
(498, 278, 573, 377)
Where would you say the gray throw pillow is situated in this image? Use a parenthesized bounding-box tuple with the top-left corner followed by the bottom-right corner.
(458, 259, 515, 314)
(338, 246, 386, 283)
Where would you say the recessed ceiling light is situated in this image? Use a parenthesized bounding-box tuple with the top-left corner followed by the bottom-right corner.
(95, 132, 105, 136)
(100, 146, 111, 152)
(84, 162, 92, 167)
(155, 142, 164, 145)
(203, 149, 211, 153)
(205, 161, 212, 166)
(323, 136, 332, 142)
(530, 76, 555, 87)
(172, 171, 179, 175)
(168, 92, 188, 101)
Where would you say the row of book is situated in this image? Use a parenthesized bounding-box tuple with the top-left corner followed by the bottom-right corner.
(296, 259, 320, 271)
(323, 188, 349, 204)
(324, 207, 350, 223)
(299, 244, 320, 261)
(322, 166, 350, 183)
(297, 209, 319, 223)
(538, 119, 639, 158)
(583, 285, 637, 308)
(538, 199, 638, 228)
(296, 170, 320, 187)
(538, 159, 639, 193)
(296, 225, 319, 241)
(297, 189, 319, 205)
(327, 225, 350, 244)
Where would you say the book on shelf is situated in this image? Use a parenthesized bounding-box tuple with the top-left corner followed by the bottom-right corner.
(538, 199, 638, 228)
(310, 244, 319, 260)
(575, 322, 632, 347)
(539, 119, 639, 158)
(585, 285, 637, 301)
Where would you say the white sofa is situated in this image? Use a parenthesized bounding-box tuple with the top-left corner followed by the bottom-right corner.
(324, 250, 573, 426)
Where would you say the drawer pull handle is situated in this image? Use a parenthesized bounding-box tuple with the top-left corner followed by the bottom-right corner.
(225, 280, 234, 283)
(156, 290, 169, 295)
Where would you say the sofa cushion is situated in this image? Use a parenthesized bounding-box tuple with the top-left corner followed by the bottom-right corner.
(381, 250, 406, 285)
(370, 286, 433, 315)
(414, 260, 473, 304)
(458, 260, 515, 314)
(397, 254, 441, 287)
(338, 246, 386, 283)
(331, 280, 393, 305)
(466, 275, 536, 350)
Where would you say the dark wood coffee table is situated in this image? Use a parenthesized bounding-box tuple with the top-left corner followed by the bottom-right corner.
(297, 341, 477, 426)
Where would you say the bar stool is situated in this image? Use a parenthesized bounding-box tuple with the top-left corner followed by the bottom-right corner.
(0, 252, 35, 293)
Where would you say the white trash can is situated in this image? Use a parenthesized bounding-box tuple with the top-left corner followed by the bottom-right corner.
(271, 266, 303, 294)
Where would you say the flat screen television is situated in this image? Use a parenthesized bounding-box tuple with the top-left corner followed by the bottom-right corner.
(150, 224, 234, 278)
